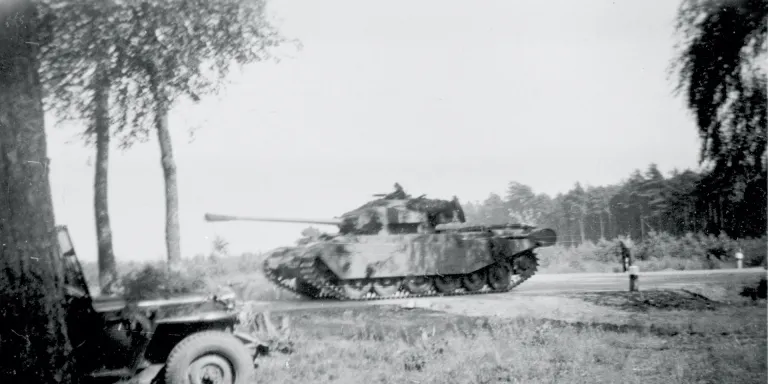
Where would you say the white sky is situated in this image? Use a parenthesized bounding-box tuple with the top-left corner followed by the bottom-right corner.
(46, 0, 703, 263)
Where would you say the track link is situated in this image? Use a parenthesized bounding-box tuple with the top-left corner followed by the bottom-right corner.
(262, 250, 540, 302)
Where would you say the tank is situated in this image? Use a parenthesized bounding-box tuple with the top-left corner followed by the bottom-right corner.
(204, 183, 557, 301)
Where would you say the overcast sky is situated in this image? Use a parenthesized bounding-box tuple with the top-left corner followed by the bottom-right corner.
(46, 0, 703, 263)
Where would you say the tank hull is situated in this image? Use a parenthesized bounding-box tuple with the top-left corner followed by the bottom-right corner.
(261, 227, 556, 301)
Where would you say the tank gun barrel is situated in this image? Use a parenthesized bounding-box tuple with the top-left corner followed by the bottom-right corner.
(204, 213, 342, 226)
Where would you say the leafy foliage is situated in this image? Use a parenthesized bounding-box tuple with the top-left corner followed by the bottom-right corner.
(464, 162, 766, 244)
(672, 0, 767, 171)
(670, 0, 767, 242)
(119, 264, 208, 301)
(536, 232, 766, 273)
(38, 0, 296, 147)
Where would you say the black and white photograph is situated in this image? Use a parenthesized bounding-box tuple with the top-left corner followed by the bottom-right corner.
(1, 0, 766, 383)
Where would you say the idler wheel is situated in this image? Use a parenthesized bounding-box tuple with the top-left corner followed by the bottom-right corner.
(372, 277, 402, 297)
(487, 261, 512, 290)
(404, 276, 433, 294)
(434, 275, 460, 294)
(341, 280, 373, 299)
(513, 252, 538, 277)
(461, 269, 487, 292)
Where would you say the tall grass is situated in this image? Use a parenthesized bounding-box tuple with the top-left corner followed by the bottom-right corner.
(251, 306, 767, 384)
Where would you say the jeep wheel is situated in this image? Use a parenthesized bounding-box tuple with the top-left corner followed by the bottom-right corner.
(164, 331, 255, 384)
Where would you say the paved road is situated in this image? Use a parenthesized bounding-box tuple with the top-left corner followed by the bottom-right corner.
(244, 267, 766, 313)
(512, 267, 766, 295)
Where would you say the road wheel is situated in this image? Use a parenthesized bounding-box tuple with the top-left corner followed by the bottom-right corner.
(487, 261, 512, 290)
(434, 275, 460, 294)
(461, 269, 487, 292)
(372, 277, 402, 297)
(404, 276, 433, 294)
(341, 280, 373, 299)
(164, 330, 254, 384)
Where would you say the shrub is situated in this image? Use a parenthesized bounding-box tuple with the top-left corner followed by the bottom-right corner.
(537, 232, 766, 273)
(118, 264, 209, 302)
(735, 237, 768, 267)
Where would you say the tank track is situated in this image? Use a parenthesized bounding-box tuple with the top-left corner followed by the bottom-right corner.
(262, 251, 539, 301)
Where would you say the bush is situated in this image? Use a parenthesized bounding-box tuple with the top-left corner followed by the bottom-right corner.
(537, 231, 766, 273)
(735, 237, 768, 267)
(118, 264, 209, 302)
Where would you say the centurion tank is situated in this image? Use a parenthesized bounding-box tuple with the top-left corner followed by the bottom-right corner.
(204, 183, 557, 301)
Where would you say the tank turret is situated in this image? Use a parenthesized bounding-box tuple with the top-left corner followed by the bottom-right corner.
(206, 183, 467, 236)
(204, 183, 557, 301)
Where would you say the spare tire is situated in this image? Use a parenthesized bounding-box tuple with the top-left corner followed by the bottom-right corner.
(164, 330, 255, 384)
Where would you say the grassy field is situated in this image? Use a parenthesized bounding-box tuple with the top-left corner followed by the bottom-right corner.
(77, 234, 767, 383)
(245, 285, 767, 384)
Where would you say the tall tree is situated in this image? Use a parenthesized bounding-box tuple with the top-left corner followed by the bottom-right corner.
(41, 1, 136, 294)
(562, 183, 588, 243)
(0, 0, 74, 382)
(672, 0, 767, 191)
(505, 181, 538, 224)
(92, 63, 116, 293)
(586, 186, 608, 240)
(42, 0, 293, 267)
(673, 0, 767, 238)
(115, 0, 291, 266)
(635, 163, 669, 233)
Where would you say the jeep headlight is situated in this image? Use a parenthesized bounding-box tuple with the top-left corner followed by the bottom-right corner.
(211, 287, 238, 310)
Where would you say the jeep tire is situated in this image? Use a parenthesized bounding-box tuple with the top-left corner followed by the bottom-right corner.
(164, 330, 255, 384)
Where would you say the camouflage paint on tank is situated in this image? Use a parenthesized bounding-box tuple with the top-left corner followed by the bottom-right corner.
(305, 232, 537, 279)
(210, 183, 557, 300)
(262, 246, 307, 279)
(337, 185, 466, 236)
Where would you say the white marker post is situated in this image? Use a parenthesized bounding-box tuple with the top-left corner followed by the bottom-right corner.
(628, 265, 639, 292)
(735, 250, 744, 269)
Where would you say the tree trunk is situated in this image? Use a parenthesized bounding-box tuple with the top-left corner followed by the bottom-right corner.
(718, 195, 724, 233)
(93, 64, 117, 294)
(149, 71, 181, 266)
(690, 205, 696, 233)
(0, 1, 74, 382)
(611, 211, 616, 238)
(598, 213, 605, 240)
(578, 216, 586, 244)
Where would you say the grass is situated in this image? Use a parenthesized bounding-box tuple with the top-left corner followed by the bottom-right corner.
(77, 236, 767, 383)
(247, 296, 767, 384)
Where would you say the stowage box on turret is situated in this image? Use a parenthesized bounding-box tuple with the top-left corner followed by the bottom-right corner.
(204, 183, 557, 301)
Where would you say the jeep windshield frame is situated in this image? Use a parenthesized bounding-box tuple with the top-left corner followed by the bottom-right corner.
(57, 225, 93, 299)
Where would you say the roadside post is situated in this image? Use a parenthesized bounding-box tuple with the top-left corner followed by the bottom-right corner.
(628, 265, 639, 292)
(735, 249, 744, 269)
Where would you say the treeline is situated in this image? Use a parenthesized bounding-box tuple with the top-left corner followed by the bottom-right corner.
(462, 163, 767, 245)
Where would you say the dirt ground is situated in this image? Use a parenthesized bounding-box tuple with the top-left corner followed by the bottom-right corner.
(341, 282, 768, 339)
(243, 276, 767, 384)
(254, 287, 766, 384)
(390, 289, 728, 319)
